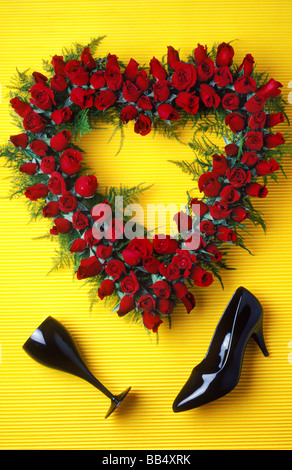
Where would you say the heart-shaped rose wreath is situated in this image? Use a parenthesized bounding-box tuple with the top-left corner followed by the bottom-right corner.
(2, 37, 290, 334)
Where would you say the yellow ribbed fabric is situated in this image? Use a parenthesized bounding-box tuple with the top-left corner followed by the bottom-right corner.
(1, 0, 292, 450)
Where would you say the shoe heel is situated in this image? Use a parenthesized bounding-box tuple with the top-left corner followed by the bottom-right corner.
(252, 323, 269, 357)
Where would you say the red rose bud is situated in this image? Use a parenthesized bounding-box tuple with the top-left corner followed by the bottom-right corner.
(214, 66, 233, 88)
(136, 69, 150, 90)
(104, 54, 123, 90)
(150, 280, 171, 298)
(149, 57, 167, 81)
(231, 206, 249, 222)
(30, 83, 56, 111)
(134, 114, 152, 135)
(241, 151, 258, 167)
(190, 198, 208, 217)
(10, 133, 28, 148)
(190, 265, 214, 287)
(181, 292, 196, 313)
(19, 162, 38, 175)
(51, 55, 66, 76)
(51, 217, 72, 235)
(196, 58, 215, 82)
(220, 185, 240, 203)
(76, 256, 103, 280)
(122, 81, 143, 102)
(225, 143, 239, 157)
(200, 219, 216, 236)
(50, 130, 71, 152)
(137, 294, 156, 313)
(209, 201, 232, 220)
(246, 182, 268, 198)
(122, 247, 142, 266)
(234, 75, 256, 94)
(256, 78, 283, 99)
(10, 97, 32, 117)
(30, 139, 48, 156)
(222, 93, 240, 111)
(171, 62, 197, 91)
(173, 281, 189, 299)
(205, 243, 223, 261)
(120, 105, 138, 124)
(120, 271, 139, 296)
(58, 192, 78, 213)
(69, 238, 88, 253)
(157, 298, 173, 315)
(70, 87, 95, 109)
(142, 311, 163, 332)
(118, 295, 135, 317)
(94, 90, 117, 110)
(263, 132, 285, 148)
(42, 201, 60, 218)
(226, 167, 251, 188)
(175, 91, 199, 114)
(50, 75, 68, 92)
(123, 58, 139, 81)
(60, 148, 82, 175)
(153, 80, 170, 102)
(48, 172, 66, 195)
(84, 227, 101, 247)
(248, 111, 266, 130)
(153, 234, 178, 254)
(137, 95, 153, 111)
(90, 71, 106, 89)
(81, 47, 96, 71)
(75, 175, 98, 197)
(25, 183, 48, 201)
(225, 113, 246, 133)
(32, 72, 48, 85)
(198, 171, 221, 197)
(95, 244, 113, 259)
(173, 211, 193, 232)
(216, 226, 237, 242)
(105, 259, 126, 281)
(255, 157, 280, 176)
(238, 54, 255, 75)
(167, 46, 180, 70)
(245, 94, 267, 114)
(50, 107, 72, 125)
(194, 44, 208, 64)
(212, 154, 229, 176)
(98, 279, 115, 300)
(64, 59, 89, 86)
(216, 42, 234, 67)
(143, 256, 161, 274)
(23, 111, 46, 133)
(200, 84, 220, 108)
(265, 112, 285, 128)
(40, 156, 55, 175)
(244, 131, 263, 151)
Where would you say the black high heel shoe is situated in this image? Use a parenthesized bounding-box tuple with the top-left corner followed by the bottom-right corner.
(173, 286, 269, 412)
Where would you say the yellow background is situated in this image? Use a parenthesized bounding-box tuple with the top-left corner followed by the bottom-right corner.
(1, 0, 292, 450)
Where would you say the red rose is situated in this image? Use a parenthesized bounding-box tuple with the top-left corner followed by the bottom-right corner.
(81, 47, 96, 71)
(190, 198, 208, 217)
(143, 256, 161, 274)
(181, 292, 196, 313)
(256, 78, 283, 99)
(263, 132, 285, 148)
(222, 93, 240, 111)
(248, 111, 266, 130)
(30, 139, 48, 156)
(246, 182, 268, 198)
(241, 151, 258, 167)
(52, 55, 66, 76)
(25, 183, 48, 201)
(50, 107, 72, 125)
(42, 201, 60, 218)
(190, 265, 213, 287)
(75, 175, 98, 197)
(175, 91, 199, 114)
(104, 53, 123, 90)
(162, 264, 181, 282)
(225, 113, 246, 133)
(60, 148, 82, 175)
(225, 143, 239, 157)
(90, 71, 106, 89)
(23, 111, 46, 133)
(137, 294, 156, 312)
(98, 279, 115, 300)
(76, 256, 102, 280)
(209, 201, 232, 219)
(196, 58, 215, 82)
(226, 167, 251, 187)
(136, 70, 150, 90)
(200, 220, 216, 236)
(58, 192, 77, 213)
(142, 311, 163, 332)
(69, 238, 88, 253)
(216, 42, 234, 67)
(157, 103, 179, 121)
(32, 72, 48, 85)
(255, 157, 279, 176)
(122, 247, 142, 266)
(50, 130, 71, 152)
(48, 172, 65, 195)
(105, 259, 126, 281)
(216, 226, 237, 242)
(94, 90, 117, 111)
(70, 87, 95, 109)
(167, 46, 180, 69)
(244, 131, 263, 151)
(120, 271, 139, 296)
(137, 95, 153, 111)
(120, 104, 138, 123)
(198, 171, 221, 197)
(214, 66, 233, 87)
(194, 44, 207, 64)
(72, 210, 89, 229)
(118, 295, 135, 317)
(231, 206, 249, 222)
(30, 83, 55, 111)
(149, 57, 167, 81)
(233, 75, 256, 94)
(95, 244, 113, 259)
(212, 154, 229, 176)
(64, 59, 89, 86)
(173, 211, 192, 232)
(134, 114, 152, 135)
(238, 54, 255, 75)
(245, 95, 267, 114)
(205, 243, 223, 261)
(171, 249, 193, 276)
(220, 185, 240, 203)
(266, 112, 285, 128)
(50, 217, 72, 235)
(20, 162, 38, 175)
(123, 237, 153, 264)
(91, 200, 111, 222)
(84, 228, 101, 247)
(157, 298, 173, 315)
(171, 62, 197, 91)
(122, 80, 143, 102)
(10, 133, 28, 148)
(123, 58, 139, 81)
(10, 97, 31, 117)
(172, 282, 188, 299)
(105, 218, 124, 242)
(153, 80, 170, 102)
(50, 75, 68, 92)
(150, 280, 171, 299)
(153, 234, 178, 254)
(200, 84, 220, 108)
(40, 156, 55, 175)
